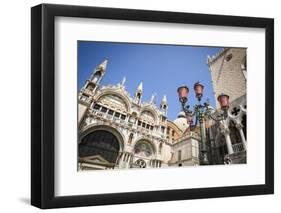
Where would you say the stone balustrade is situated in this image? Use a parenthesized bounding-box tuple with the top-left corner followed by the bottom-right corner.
(232, 143, 244, 153)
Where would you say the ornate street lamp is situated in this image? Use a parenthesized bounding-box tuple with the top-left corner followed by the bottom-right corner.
(207, 93, 230, 121)
(177, 82, 230, 166)
(177, 85, 189, 104)
(217, 93, 230, 110)
(194, 81, 204, 100)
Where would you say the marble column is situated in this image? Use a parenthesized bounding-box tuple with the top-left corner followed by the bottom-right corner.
(223, 129, 234, 154)
(124, 153, 129, 168)
(236, 123, 247, 151)
(117, 152, 124, 168)
(116, 152, 122, 166)
(122, 153, 133, 169)
(121, 152, 126, 168)
(126, 153, 133, 168)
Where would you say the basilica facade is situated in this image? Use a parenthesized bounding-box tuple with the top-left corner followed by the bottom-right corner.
(78, 47, 247, 170)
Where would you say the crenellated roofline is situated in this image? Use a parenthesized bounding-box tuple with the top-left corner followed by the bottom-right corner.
(207, 48, 229, 65)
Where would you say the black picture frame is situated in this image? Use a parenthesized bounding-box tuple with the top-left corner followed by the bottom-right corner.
(31, 3, 274, 209)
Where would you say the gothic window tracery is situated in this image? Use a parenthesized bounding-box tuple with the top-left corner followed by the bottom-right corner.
(231, 107, 241, 116)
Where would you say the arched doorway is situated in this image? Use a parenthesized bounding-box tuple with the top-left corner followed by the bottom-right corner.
(79, 130, 120, 169)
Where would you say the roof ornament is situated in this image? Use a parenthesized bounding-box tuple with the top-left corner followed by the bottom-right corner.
(161, 95, 167, 105)
(137, 81, 143, 92)
(150, 93, 157, 104)
(121, 76, 126, 86)
(98, 59, 108, 71)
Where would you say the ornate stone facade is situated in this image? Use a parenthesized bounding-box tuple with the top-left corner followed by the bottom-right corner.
(78, 47, 247, 170)
(78, 59, 202, 170)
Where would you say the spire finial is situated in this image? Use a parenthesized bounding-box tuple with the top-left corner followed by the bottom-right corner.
(150, 93, 157, 104)
(134, 81, 143, 105)
(98, 59, 108, 71)
(121, 76, 126, 86)
(89, 59, 108, 83)
(161, 95, 167, 104)
(137, 81, 143, 92)
(160, 94, 168, 116)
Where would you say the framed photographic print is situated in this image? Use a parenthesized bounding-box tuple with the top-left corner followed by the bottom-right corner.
(31, 4, 274, 209)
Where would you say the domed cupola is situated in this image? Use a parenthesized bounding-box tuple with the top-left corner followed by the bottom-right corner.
(173, 111, 189, 132)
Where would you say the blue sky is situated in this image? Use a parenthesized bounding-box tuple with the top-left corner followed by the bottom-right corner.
(78, 41, 222, 120)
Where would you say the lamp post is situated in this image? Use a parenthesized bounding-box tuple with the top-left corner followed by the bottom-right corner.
(177, 82, 230, 165)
